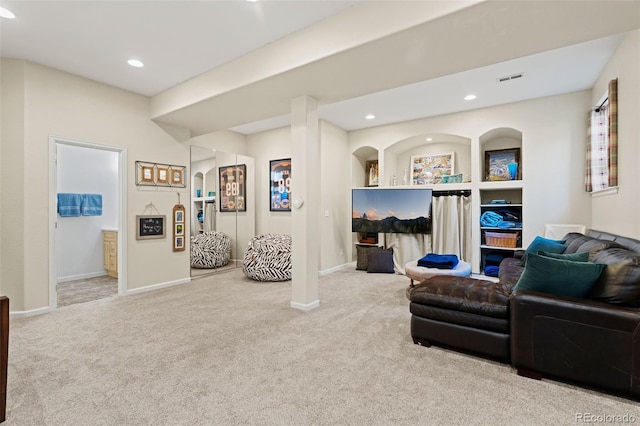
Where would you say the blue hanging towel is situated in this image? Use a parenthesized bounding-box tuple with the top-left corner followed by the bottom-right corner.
(57, 193, 82, 217)
(81, 194, 103, 216)
(417, 253, 459, 270)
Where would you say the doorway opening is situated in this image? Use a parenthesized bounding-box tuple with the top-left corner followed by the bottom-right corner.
(48, 136, 128, 310)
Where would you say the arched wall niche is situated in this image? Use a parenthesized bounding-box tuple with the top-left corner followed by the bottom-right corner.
(384, 132, 472, 186)
(351, 145, 378, 187)
(479, 127, 523, 181)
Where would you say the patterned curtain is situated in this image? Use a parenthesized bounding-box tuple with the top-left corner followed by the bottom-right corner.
(608, 78, 618, 187)
(585, 78, 618, 192)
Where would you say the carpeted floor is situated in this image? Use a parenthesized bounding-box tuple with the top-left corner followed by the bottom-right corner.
(56, 276, 118, 307)
(7, 268, 640, 425)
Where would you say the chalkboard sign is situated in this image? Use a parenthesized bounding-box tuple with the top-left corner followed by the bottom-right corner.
(136, 215, 166, 240)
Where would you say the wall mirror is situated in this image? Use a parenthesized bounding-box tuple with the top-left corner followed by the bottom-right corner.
(190, 145, 255, 278)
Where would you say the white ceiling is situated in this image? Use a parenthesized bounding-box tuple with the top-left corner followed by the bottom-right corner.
(1, 1, 638, 135)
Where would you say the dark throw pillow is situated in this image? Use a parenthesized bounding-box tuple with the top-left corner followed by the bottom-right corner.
(539, 250, 589, 262)
(521, 236, 566, 265)
(356, 245, 381, 271)
(514, 252, 605, 299)
(367, 248, 395, 273)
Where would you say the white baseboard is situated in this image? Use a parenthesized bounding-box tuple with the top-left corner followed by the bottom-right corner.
(290, 299, 320, 311)
(319, 262, 353, 276)
(125, 277, 191, 295)
(58, 271, 107, 283)
(10, 306, 52, 319)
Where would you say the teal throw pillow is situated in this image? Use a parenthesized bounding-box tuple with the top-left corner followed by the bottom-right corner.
(514, 253, 605, 298)
(522, 236, 567, 265)
(539, 250, 589, 262)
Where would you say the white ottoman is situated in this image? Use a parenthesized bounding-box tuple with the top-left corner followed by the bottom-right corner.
(405, 259, 472, 285)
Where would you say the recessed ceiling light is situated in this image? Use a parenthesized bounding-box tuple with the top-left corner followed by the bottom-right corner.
(365, 114, 375, 120)
(464, 94, 477, 101)
(128, 59, 144, 68)
(0, 7, 15, 19)
(426, 137, 433, 142)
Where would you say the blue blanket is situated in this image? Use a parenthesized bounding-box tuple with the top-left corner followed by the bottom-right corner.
(57, 193, 82, 217)
(417, 253, 459, 270)
(81, 194, 102, 216)
(484, 265, 500, 277)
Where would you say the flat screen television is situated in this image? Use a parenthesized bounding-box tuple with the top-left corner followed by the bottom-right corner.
(352, 188, 432, 234)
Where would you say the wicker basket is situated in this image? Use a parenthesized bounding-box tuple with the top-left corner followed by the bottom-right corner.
(484, 231, 519, 248)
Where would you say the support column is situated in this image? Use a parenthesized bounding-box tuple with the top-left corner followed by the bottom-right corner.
(290, 96, 320, 311)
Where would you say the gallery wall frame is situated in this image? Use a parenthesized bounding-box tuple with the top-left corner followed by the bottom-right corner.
(219, 164, 246, 212)
(135, 161, 186, 188)
(269, 158, 291, 211)
(172, 204, 185, 252)
(410, 153, 455, 185)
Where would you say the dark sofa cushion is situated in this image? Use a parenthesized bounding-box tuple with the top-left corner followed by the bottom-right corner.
(540, 250, 590, 262)
(408, 276, 510, 318)
(514, 253, 605, 299)
(589, 248, 640, 307)
(564, 235, 621, 255)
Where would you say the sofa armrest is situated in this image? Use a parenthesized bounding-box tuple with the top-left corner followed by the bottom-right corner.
(511, 289, 640, 397)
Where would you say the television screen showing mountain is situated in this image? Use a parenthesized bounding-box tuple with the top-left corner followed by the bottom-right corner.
(352, 188, 432, 234)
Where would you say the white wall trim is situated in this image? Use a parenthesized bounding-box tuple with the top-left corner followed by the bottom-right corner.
(290, 300, 320, 311)
(58, 271, 107, 283)
(125, 277, 191, 296)
(319, 263, 353, 276)
(10, 306, 52, 319)
(590, 186, 619, 198)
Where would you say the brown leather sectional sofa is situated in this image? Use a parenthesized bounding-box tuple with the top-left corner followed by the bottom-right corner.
(407, 230, 640, 399)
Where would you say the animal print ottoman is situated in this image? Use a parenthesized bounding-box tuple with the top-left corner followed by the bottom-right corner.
(242, 234, 292, 281)
(190, 231, 232, 269)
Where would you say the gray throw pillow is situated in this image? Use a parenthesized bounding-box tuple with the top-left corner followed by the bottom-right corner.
(367, 248, 395, 273)
(356, 245, 381, 271)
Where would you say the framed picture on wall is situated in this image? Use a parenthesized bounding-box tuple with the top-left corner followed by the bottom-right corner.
(169, 165, 186, 187)
(411, 153, 455, 185)
(135, 161, 156, 186)
(219, 164, 246, 212)
(136, 215, 166, 240)
(269, 158, 291, 211)
(156, 166, 169, 186)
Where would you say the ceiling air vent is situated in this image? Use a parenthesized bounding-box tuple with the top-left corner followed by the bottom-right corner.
(497, 73, 523, 83)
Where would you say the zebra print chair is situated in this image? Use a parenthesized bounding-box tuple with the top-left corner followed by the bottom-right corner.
(190, 231, 232, 269)
(242, 234, 292, 281)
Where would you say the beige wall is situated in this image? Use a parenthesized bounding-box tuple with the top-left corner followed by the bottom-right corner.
(591, 30, 640, 238)
(349, 90, 594, 248)
(1, 60, 191, 312)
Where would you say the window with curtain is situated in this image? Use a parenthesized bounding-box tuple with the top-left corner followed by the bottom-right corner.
(585, 78, 618, 192)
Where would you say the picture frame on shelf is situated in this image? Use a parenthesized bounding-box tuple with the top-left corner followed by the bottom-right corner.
(410, 153, 454, 185)
(365, 160, 379, 187)
(219, 164, 246, 212)
(269, 159, 291, 211)
(484, 148, 520, 181)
